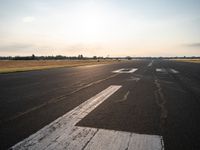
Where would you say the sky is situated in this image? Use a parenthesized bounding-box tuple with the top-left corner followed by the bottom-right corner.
(0, 0, 200, 57)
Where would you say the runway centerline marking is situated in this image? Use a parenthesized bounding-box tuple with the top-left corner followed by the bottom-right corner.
(169, 68, 179, 74)
(10, 85, 164, 150)
(127, 76, 141, 82)
(148, 60, 154, 67)
(156, 68, 167, 73)
(112, 68, 138, 73)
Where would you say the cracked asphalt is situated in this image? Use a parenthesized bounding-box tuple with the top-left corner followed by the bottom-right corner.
(0, 59, 200, 150)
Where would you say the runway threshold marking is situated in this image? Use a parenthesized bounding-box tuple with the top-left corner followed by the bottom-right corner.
(156, 68, 179, 74)
(112, 68, 138, 73)
(10, 85, 164, 150)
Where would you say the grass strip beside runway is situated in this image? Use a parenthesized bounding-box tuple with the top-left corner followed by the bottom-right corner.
(0, 60, 118, 73)
(173, 59, 200, 63)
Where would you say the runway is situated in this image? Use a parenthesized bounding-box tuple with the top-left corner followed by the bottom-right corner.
(0, 59, 200, 150)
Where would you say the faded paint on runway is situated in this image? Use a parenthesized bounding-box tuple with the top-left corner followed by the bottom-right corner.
(10, 85, 164, 150)
(112, 68, 138, 73)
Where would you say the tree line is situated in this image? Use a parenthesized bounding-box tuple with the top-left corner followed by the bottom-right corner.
(0, 55, 199, 60)
(0, 54, 106, 60)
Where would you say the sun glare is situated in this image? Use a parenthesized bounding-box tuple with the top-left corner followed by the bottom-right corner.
(69, 2, 111, 43)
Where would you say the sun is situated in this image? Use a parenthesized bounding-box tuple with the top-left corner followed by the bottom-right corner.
(69, 3, 110, 43)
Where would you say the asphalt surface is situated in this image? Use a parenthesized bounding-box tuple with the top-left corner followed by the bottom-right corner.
(0, 59, 200, 150)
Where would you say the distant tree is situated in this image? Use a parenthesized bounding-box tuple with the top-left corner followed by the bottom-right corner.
(32, 54, 35, 60)
(97, 56, 103, 59)
(78, 54, 83, 59)
(93, 56, 97, 59)
(126, 56, 132, 60)
(55, 55, 67, 60)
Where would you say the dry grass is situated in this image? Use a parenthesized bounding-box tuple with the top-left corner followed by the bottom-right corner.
(0, 60, 118, 73)
(173, 59, 200, 63)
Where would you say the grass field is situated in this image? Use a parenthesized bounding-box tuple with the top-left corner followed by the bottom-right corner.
(173, 59, 200, 63)
(0, 60, 119, 73)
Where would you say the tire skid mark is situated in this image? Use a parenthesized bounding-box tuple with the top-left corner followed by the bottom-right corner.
(165, 62, 200, 106)
(10, 86, 123, 150)
(169, 73, 200, 107)
(0, 73, 119, 125)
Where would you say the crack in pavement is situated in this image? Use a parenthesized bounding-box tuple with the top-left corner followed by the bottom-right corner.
(116, 91, 130, 103)
(0, 73, 119, 125)
(154, 79, 168, 132)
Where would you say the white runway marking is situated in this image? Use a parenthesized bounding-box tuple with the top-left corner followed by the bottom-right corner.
(156, 68, 179, 74)
(127, 76, 141, 82)
(148, 60, 154, 67)
(11, 85, 164, 150)
(112, 68, 138, 73)
(156, 68, 167, 73)
(169, 69, 179, 74)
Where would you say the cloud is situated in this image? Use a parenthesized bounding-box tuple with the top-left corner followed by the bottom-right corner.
(185, 43, 200, 47)
(22, 16, 35, 23)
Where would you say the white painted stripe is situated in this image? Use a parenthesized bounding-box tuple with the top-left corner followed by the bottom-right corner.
(112, 68, 138, 73)
(156, 68, 166, 73)
(169, 69, 179, 74)
(84, 128, 163, 150)
(127, 76, 141, 82)
(10, 86, 121, 150)
(11, 85, 164, 150)
(148, 60, 153, 67)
